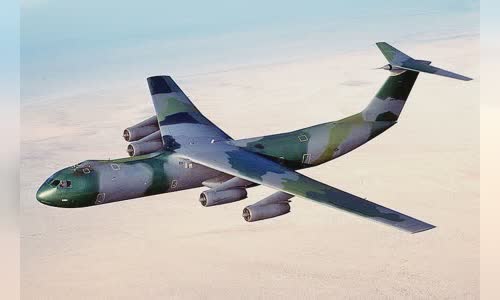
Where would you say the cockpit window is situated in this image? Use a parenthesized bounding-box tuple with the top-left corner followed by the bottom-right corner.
(58, 180, 72, 188)
(50, 179, 72, 188)
(45, 176, 54, 184)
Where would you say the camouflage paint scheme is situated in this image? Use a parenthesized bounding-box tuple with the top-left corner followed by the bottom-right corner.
(36, 152, 222, 208)
(37, 42, 471, 233)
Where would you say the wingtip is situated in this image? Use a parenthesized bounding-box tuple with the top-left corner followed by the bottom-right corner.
(409, 224, 436, 234)
(146, 75, 171, 81)
(147, 75, 181, 95)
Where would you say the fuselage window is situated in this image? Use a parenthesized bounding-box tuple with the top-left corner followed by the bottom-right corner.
(298, 134, 308, 142)
(83, 168, 91, 174)
(111, 163, 120, 171)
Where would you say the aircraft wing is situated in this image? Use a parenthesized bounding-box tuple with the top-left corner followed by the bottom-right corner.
(178, 143, 435, 233)
(147, 76, 232, 149)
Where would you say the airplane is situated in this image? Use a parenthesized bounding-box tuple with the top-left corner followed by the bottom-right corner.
(36, 42, 472, 233)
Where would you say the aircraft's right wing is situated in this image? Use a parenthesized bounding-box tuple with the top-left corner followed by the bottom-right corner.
(376, 42, 473, 81)
(178, 142, 435, 234)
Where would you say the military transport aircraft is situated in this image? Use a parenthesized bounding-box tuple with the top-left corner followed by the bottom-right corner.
(36, 43, 472, 233)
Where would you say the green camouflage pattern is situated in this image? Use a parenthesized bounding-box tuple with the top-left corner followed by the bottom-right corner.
(36, 152, 222, 207)
(148, 76, 231, 148)
(179, 142, 434, 233)
(37, 42, 472, 233)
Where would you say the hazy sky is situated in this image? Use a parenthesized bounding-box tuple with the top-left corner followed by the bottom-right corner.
(1, 0, 19, 102)
(20, 0, 478, 102)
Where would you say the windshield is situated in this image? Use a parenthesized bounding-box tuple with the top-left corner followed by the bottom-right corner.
(49, 179, 72, 189)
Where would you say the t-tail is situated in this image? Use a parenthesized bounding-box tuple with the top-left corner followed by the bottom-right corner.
(362, 42, 472, 122)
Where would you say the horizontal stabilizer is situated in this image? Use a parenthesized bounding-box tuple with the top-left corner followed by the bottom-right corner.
(376, 42, 473, 81)
(397, 62, 473, 81)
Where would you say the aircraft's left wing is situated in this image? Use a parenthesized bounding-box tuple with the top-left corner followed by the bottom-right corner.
(178, 143, 435, 233)
(148, 75, 232, 149)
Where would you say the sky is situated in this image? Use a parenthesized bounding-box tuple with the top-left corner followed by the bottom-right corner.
(20, 0, 479, 102)
(1, 0, 19, 102)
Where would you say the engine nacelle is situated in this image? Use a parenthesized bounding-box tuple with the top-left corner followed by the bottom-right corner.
(127, 140, 163, 156)
(123, 126, 159, 142)
(199, 188, 247, 207)
(242, 202, 290, 222)
(127, 130, 163, 156)
(123, 116, 159, 142)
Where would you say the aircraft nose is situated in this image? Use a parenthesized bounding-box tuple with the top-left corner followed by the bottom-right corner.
(36, 183, 58, 206)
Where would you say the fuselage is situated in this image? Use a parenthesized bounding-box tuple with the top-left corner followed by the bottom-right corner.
(36, 114, 395, 208)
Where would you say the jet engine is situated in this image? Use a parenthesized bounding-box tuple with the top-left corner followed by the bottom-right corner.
(242, 192, 292, 222)
(123, 116, 160, 142)
(199, 188, 247, 207)
(127, 130, 163, 156)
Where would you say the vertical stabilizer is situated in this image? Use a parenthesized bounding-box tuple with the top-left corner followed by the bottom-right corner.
(362, 70, 419, 122)
(363, 42, 472, 122)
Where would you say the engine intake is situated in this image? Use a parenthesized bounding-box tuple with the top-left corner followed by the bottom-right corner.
(123, 116, 160, 142)
(199, 188, 247, 207)
(242, 191, 293, 222)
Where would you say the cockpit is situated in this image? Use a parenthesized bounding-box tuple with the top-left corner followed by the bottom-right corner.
(36, 162, 99, 208)
(48, 179, 72, 189)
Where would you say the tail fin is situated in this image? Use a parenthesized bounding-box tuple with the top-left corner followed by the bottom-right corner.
(362, 42, 472, 122)
(362, 69, 419, 122)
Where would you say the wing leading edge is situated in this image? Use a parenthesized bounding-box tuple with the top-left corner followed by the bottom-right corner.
(178, 143, 435, 233)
